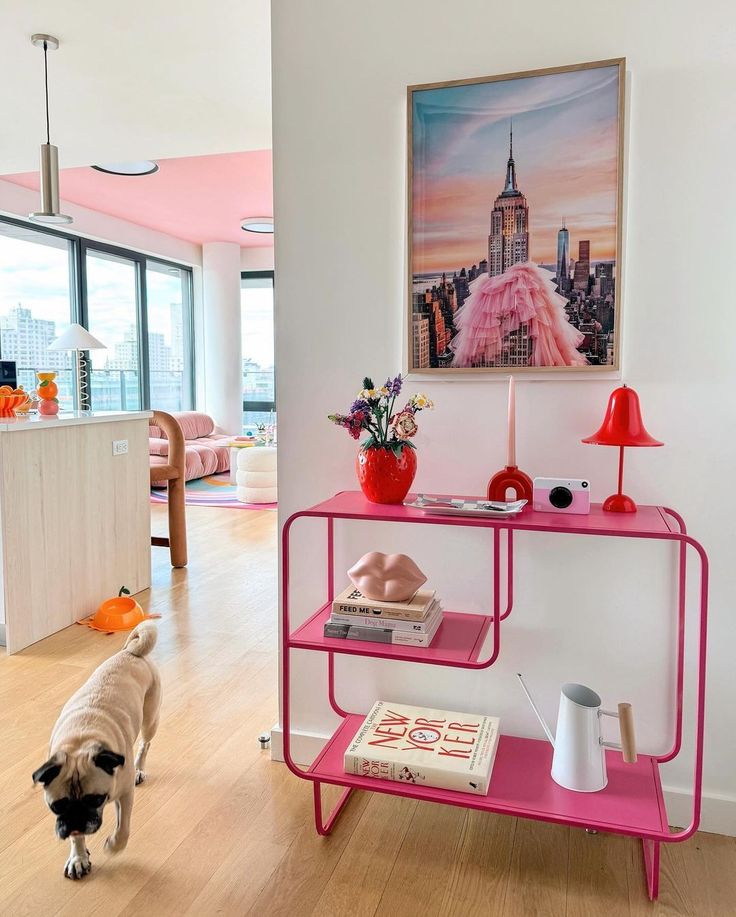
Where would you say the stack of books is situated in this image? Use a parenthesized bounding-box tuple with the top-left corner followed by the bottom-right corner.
(344, 700, 500, 795)
(324, 585, 443, 648)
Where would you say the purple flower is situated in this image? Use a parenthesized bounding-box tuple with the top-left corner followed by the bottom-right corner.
(384, 374, 403, 397)
(350, 398, 371, 415)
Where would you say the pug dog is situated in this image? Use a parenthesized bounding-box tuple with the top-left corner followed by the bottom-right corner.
(32, 621, 161, 879)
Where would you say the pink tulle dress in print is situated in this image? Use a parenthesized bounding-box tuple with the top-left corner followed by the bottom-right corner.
(450, 262, 587, 368)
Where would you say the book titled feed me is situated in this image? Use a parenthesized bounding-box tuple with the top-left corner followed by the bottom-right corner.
(344, 701, 500, 795)
(332, 586, 435, 622)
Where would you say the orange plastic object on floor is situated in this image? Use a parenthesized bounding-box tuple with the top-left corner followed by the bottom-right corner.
(81, 594, 160, 633)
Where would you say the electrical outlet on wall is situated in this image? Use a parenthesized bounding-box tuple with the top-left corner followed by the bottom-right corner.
(112, 439, 129, 456)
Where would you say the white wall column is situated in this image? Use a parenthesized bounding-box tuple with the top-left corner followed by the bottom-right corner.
(202, 242, 242, 433)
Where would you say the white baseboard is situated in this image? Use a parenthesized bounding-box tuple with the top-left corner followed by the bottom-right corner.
(270, 724, 328, 768)
(662, 785, 736, 837)
(270, 726, 736, 837)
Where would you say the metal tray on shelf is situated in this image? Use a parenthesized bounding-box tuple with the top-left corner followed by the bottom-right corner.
(405, 495, 527, 518)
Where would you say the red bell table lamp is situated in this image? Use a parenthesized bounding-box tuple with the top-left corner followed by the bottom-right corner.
(582, 385, 663, 513)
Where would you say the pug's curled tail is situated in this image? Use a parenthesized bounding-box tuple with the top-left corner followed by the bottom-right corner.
(123, 621, 158, 657)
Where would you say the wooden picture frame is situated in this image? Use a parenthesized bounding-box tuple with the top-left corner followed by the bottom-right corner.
(407, 58, 625, 375)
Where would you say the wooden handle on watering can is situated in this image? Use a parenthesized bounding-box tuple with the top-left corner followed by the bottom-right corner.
(618, 703, 637, 763)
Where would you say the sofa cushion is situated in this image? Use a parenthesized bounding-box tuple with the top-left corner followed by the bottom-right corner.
(150, 411, 215, 441)
(185, 442, 220, 477)
(149, 436, 169, 457)
(195, 436, 231, 473)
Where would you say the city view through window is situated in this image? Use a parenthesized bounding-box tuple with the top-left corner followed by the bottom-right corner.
(241, 273, 275, 430)
(0, 220, 193, 414)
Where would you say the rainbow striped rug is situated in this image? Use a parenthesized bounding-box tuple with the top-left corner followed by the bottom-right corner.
(151, 472, 277, 510)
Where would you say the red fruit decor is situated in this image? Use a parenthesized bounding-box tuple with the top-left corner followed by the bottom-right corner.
(356, 444, 417, 504)
(329, 374, 434, 505)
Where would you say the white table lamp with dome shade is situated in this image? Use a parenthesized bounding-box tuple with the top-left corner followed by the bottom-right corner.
(48, 323, 106, 413)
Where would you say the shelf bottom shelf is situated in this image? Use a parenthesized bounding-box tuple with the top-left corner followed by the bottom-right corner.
(308, 714, 670, 837)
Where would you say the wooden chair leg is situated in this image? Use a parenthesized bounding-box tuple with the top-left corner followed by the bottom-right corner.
(167, 476, 188, 568)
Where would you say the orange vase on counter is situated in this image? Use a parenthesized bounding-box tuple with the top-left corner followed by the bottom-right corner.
(36, 372, 60, 416)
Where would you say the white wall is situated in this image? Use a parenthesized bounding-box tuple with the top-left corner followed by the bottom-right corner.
(241, 247, 274, 272)
(272, 0, 736, 833)
(202, 242, 243, 432)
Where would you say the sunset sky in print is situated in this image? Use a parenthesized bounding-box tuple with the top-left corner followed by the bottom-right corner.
(411, 64, 621, 275)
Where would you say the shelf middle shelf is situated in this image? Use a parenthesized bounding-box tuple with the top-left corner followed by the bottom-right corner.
(289, 603, 494, 668)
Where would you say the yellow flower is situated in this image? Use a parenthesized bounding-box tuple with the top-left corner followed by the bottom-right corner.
(359, 388, 381, 400)
(379, 386, 390, 396)
(411, 394, 434, 410)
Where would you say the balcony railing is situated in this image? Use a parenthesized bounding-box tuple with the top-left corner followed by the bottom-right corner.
(16, 366, 274, 432)
(16, 368, 189, 413)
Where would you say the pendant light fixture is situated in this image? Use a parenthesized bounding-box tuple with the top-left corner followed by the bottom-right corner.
(29, 34, 72, 225)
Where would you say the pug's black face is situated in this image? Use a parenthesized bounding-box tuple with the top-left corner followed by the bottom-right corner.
(32, 748, 124, 839)
(50, 792, 107, 839)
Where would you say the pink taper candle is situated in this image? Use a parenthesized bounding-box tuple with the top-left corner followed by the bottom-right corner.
(507, 375, 516, 467)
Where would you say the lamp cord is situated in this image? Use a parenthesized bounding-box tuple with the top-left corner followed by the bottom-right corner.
(43, 40, 50, 145)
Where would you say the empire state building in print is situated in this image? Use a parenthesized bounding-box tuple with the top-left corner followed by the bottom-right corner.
(487, 125, 529, 276)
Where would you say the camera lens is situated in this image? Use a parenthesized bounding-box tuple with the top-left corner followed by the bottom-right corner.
(582, 481, 589, 488)
(549, 486, 573, 509)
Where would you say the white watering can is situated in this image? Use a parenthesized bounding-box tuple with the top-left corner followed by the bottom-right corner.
(517, 674, 637, 793)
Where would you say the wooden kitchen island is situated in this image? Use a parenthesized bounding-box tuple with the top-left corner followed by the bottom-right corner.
(0, 411, 152, 653)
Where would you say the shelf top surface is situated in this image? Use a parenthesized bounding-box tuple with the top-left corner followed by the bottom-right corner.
(310, 714, 669, 836)
(294, 491, 679, 538)
(290, 605, 493, 667)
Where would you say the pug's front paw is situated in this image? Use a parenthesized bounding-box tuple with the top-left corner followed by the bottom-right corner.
(64, 850, 91, 879)
(104, 832, 128, 854)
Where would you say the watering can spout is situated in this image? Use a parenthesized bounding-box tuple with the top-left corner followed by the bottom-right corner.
(517, 673, 555, 747)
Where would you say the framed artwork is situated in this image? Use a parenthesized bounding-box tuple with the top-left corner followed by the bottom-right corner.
(407, 58, 625, 374)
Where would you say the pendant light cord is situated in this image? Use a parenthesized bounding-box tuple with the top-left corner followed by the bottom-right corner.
(43, 40, 50, 144)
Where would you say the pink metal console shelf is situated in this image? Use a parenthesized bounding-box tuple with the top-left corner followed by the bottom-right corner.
(281, 491, 709, 901)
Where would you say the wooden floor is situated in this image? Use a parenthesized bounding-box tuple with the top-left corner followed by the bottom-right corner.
(1, 503, 733, 917)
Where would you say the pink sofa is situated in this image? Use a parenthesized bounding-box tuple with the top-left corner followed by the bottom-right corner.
(150, 411, 232, 485)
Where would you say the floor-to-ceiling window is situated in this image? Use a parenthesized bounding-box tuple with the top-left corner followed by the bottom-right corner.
(85, 247, 142, 410)
(146, 260, 193, 412)
(0, 216, 194, 412)
(0, 221, 75, 410)
(241, 270, 275, 431)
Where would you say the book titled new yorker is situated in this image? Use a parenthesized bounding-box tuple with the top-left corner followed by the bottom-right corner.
(344, 701, 500, 795)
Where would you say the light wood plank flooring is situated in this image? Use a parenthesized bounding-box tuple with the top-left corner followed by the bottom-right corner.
(0, 503, 733, 916)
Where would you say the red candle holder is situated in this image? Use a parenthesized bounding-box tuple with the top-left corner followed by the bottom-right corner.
(487, 465, 533, 502)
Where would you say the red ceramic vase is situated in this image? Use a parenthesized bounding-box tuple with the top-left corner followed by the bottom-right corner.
(356, 445, 417, 504)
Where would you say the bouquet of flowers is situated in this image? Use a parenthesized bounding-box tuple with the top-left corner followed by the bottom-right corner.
(329, 374, 434, 456)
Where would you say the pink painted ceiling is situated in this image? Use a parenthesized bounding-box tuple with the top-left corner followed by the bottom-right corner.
(4, 150, 273, 248)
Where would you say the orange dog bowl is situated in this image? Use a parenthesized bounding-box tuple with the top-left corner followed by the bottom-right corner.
(82, 595, 160, 633)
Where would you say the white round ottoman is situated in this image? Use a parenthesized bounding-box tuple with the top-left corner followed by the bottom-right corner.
(235, 446, 277, 503)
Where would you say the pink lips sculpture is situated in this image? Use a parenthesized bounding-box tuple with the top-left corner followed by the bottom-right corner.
(347, 552, 427, 603)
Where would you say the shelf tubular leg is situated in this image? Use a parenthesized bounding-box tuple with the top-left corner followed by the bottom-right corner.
(327, 517, 335, 602)
(642, 838, 660, 901)
(666, 533, 709, 843)
(499, 528, 514, 621)
(660, 509, 687, 763)
(313, 780, 354, 837)
(328, 652, 350, 718)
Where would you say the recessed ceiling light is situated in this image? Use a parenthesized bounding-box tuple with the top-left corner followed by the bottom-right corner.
(241, 217, 274, 234)
(91, 161, 159, 176)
